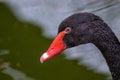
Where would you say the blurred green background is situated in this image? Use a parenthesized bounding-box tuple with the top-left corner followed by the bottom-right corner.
(0, 2, 111, 80)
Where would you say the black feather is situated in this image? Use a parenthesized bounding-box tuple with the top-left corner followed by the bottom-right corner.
(59, 12, 120, 80)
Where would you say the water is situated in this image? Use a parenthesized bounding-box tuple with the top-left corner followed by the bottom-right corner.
(1, 0, 120, 79)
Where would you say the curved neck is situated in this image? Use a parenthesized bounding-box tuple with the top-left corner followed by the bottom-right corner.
(93, 34, 120, 80)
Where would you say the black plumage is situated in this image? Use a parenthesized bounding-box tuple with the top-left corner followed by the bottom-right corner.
(58, 13, 120, 80)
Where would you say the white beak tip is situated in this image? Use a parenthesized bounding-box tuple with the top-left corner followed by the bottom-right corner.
(40, 52, 48, 63)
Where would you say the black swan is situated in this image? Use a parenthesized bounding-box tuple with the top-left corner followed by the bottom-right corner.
(40, 13, 120, 80)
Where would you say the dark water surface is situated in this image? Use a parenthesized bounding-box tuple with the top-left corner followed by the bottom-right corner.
(0, 3, 107, 80)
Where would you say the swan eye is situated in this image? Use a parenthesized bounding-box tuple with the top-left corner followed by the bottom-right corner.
(64, 27, 71, 34)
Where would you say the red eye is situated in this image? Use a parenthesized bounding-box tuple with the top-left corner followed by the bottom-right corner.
(64, 27, 71, 34)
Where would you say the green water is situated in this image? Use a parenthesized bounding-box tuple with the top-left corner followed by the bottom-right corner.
(0, 3, 108, 80)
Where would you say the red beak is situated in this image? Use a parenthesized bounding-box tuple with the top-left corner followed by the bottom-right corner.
(40, 31, 66, 63)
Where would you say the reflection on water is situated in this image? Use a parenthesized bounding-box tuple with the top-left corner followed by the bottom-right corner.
(0, 49, 33, 80)
(4, 0, 120, 75)
(0, 49, 9, 56)
(0, 3, 108, 80)
(1, 0, 120, 80)
(1, 62, 35, 80)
